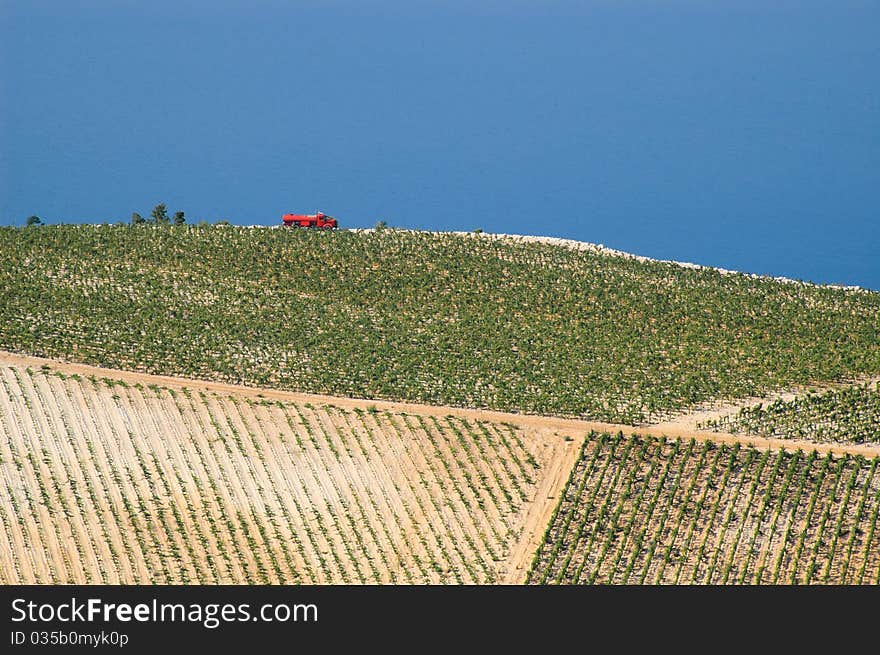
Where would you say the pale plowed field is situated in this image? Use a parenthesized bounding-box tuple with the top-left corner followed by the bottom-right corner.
(0, 365, 576, 584)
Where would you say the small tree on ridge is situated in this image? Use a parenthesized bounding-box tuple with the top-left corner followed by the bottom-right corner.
(151, 203, 169, 224)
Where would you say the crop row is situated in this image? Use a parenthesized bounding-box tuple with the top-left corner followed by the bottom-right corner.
(528, 432, 880, 584)
(2, 225, 879, 423)
(700, 383, 880, 445)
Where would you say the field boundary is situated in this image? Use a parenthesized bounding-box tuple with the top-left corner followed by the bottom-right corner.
(501, 435, 583, 584)
(3, 350, 878, 459)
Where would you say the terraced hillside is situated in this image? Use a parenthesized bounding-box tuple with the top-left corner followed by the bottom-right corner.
(2, 225, 879, 423)
(700, 382, 880, 446)
(0, 364, 576, 584)
(528, 433, 880, 585)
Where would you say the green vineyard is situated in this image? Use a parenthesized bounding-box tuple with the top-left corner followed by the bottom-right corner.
(701, 383, 880, 445)
(2, 225, 879, 423)
(528, 433, 880, 584)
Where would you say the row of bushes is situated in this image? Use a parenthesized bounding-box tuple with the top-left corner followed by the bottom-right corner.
(20, 205, 233, 227)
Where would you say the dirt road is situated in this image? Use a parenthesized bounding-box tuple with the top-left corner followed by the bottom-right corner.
(3, 350, 876, 459)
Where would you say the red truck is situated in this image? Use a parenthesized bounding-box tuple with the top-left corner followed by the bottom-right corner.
(281, 211, 338, 229)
